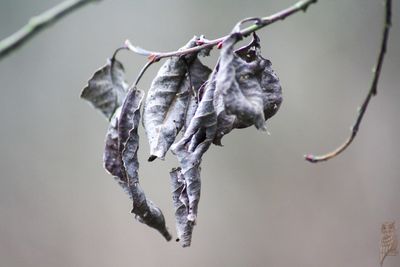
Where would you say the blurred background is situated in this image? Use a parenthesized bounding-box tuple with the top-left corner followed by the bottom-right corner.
(0, 0, 399, 266)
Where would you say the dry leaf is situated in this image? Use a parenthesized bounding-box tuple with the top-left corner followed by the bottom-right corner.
(102, 88, 171, 241)
(171, 67, 219, 229)
(81, 59, 128, 120)
(184, 58, 212, 131)
(119, 88, 171, 240)
(214, 32, 282, 145)
(103, 107, 131, 194)
(85, 29, 282, 247)
(143, 37, 200, 161)
(170, 167, 193, 247)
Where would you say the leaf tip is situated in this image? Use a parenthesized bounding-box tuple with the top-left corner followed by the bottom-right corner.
(182, 243, 191, 248)
(148, 155, 157, 162)
(187, 214, 197, 223)
(163, 231, 173, 241)
(80, 85, 88, 99)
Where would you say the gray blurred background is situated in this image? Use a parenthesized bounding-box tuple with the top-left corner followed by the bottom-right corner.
(0, 1, 399, 266)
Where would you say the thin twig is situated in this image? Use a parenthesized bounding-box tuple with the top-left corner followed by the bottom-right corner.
(305, 0, 392, 163)
(0, 0, 100, 60)
(131, 60, 154, 89)
(124, 0, 318, 60)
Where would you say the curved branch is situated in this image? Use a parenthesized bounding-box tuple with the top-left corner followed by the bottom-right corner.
(305, 0, 392, 163)
(125, 0, 318, 60)
(131, 60, 154, 89)
(0, 0, 100, 60)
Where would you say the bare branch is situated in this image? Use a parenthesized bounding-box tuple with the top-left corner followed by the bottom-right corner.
(0, 0, 100, 60)
(305, 0, 392, 163)
(125, 0, 318, 61)
(120, 0, 318, 101)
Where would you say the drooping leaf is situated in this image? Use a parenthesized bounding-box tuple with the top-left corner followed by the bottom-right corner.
(171, 68, 218, 229)
(81, 59, 128, 120)
(103, 107, 131, 194)
(183, 94, 199, 133)
(259, 59, 283, 121)
(183, 58, 212, 132)
(147, 58, 212, 162)
(213, 32, 282, 145)
(169, 167, 193, 247)
(235, 33, 282, 123)
(143, 37, 200, 161)
(93, 28, 284, 247)
(213, 34, 259, 145)
(102, 88, 171, 241)
(218, 33, 266, 130)
(213, 81, 236, 146)
(119, 88, 171, 241)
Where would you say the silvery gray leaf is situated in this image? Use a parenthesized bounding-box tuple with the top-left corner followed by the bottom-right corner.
(176, 68, 218, 153)
(217, 32, 266, 130)
(259, 59, 283, 121)
(213, 80, 236, 146)
(214, 32, 282, 144)
(170, 167, 193, 247)
(183, 58, 212, 132)
(148, 58, 211, 162)
(103, 107, 131, 194)
(143, 37, 200, 161)
(119, 88, 171, 241)
(183, 95, 198, 133)
(235, 33, 282, 122)
(171, 68, 218, 228)
(118, 89, 143, 185)
(81, 59, 128, 120)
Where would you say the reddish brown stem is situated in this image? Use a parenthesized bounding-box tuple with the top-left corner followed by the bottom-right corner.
(125, 0, 318, 61)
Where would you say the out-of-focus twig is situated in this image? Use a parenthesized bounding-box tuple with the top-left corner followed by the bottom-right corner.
(0, 0, 100, 60)
(305, 0, 392, 163)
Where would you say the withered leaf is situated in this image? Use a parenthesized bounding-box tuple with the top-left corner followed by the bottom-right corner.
(213, 32, 282, 145)
(218, 33, 266, 130)
(184, 58, 212, 132)
(119, 88, 171, 241)
(91, 28, 283, 247)
(213, 79, 236, 146)
(103, 87, 171, 241)
(236, 33, 282, 123)
(170, 167, 193, 247)
(81, 59, 128, 120)
(171, 68, 218, 229)
(183, 94, 198, 133)
(259, 59, 283, 121)
(143, 37, 200, 161)
(103, 107, 131, 194)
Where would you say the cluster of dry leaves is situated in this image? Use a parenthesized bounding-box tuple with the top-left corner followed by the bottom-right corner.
(81, 29, 282, 247)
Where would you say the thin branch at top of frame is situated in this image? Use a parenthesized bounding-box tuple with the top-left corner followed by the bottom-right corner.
(123, 0, 318, 61)
(121, 0, 318, 89)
